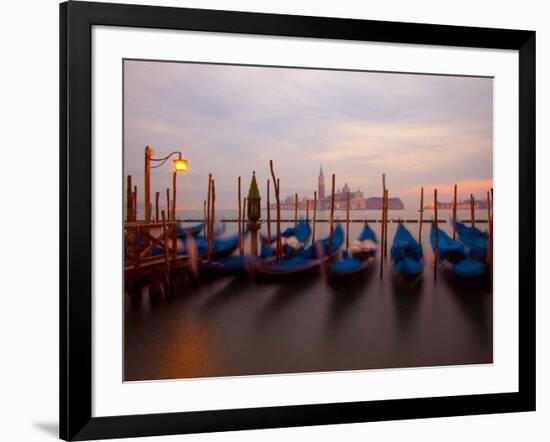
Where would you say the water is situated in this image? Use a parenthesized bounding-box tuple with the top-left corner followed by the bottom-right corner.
(172, 207, 489, 225)
(124, 208, 492, 381)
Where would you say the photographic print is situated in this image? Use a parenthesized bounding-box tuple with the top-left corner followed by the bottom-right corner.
(123, 59, 493, 382)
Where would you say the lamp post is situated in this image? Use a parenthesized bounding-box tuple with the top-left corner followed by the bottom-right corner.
(247, 171, 261, 256)
(145, 146, 153, 222)
(144, 146, 188, 222)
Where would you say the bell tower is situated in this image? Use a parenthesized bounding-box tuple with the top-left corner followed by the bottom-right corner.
(318, 165, 325, 200)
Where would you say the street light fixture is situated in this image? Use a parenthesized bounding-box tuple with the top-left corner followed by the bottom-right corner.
(150, 150, 188, 172)
(173, 157, 188, 172)
(145, 146, 189, 222)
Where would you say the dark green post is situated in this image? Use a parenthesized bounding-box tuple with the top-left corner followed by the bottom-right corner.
(247, 171, 261, 256)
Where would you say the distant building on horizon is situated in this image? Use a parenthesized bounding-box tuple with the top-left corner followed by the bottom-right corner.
(274, 165, 404, 210)
(426, 199, 489, 210)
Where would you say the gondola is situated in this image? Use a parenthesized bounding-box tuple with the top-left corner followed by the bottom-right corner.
(175, 222, 204, 238)
(329, 223, 377, 281)
(132, 225, 202, 259)
(390, 223, 424, 279)
(249, 224, 344, 281)
(196, 225, 251, 278)
(299, 223, 344, 260)
(260, 219, 312, 258)
(438, 256, 487, 280)
(348, 222, 377, 260)
(199, 255, 247, 278)
(260, 219, 311, 244)
(328, 250, 374, 282)
(455, 221, 488, 260)
(248, 254, 321, 281)
(260, 242, 297, 259)
(151, 232, 244, 261)
(205, 235, 242, 260)
(430, 223, 466, 263)
(430, 224, 486, 280)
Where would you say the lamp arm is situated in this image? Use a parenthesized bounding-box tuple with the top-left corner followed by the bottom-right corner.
(150, 151, 183, 169)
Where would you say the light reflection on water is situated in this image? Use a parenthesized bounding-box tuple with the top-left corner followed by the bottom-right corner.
(125, 210, 492, 381)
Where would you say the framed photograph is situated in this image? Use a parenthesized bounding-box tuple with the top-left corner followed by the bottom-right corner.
(60, 1, 535, 440)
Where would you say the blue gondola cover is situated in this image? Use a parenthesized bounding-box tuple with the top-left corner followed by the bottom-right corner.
(456, 222, 488, 259)
(391, 224, 424, 277)
(430, 224, 466, 262)
(300, 224, 344, 259)
(448, 257, 487, 278)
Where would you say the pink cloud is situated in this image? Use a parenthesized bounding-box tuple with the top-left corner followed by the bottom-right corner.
(396, 178, 493, 203)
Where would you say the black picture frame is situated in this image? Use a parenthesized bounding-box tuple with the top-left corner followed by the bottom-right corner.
(60, 1, 536, 440)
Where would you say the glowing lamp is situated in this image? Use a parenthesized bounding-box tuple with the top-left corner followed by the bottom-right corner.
(173, 158, 188, 172)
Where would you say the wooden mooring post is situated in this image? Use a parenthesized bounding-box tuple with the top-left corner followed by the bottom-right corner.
(329, 174, 335, 258)
(269, 160, 282, 260)
(161, 210, 170, 287)
(171, 211, 178, 268)
(418, 187, 424, 243)
(242, 197, 247, 253)
(490, 188, 493, 274)
(452, 184, 458, 239)
(346, 190, 350, 250)
(434, 189, 439, 280)
(470, 193, 476, 228)
(206, 173, 212, 252)
(238, 176, 242, 255)
(487, 190, 493, 276)
(384, 189, 389, 260)
(126, 175, 133, 222)
(380, 188, 386, 276)
(381, 174, 387, 261)
(277, 179, 281, 257)
(208, 179, 215, 262)
(166, 188, 170, 221)
(266, 179, 271, 240)
(133, 185, 137, 221)
(294, 193, 298, 227)
(312, 191, 317, 243)
(155, 191, 160, 223)
(379, 192, 385, 279)
(487, 191, 491, 230)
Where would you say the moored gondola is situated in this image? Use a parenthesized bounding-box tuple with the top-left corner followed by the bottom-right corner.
(439, 256, 487, 281)
(430, 224, 487, 280)
(260, 219, 311, 258)
(175, 222, 205, 238)
(348, 222, 377, 261)
(391, 223, 424, 280)
(430, 223, 465, 263)
(247, 254, 321, 281)
(151, 231, 244, 261)
(249, 224, 344, 281)
(455, 221, 488, 260)
(329, 223, 377, 281)
(299, 223, 344, 260)
(199, 255, 248, 278)
(328, 251, 374, 282)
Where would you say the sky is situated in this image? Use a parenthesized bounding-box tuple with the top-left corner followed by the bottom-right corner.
(124, 59, 493, 211)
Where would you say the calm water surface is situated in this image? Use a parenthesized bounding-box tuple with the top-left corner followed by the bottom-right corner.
(125, 209, 492, 381)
